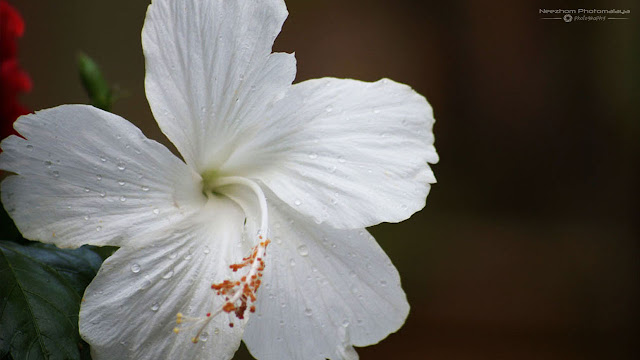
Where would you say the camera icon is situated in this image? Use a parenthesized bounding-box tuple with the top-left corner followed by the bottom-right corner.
(563, 14, 573, 22)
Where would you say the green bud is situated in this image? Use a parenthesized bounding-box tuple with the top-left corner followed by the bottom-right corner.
(77, 52, 112, 111)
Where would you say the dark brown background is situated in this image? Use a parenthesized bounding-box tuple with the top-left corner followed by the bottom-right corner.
(10, 0, 639, 359)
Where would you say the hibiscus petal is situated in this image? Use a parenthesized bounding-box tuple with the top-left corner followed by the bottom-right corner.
(80, 196, 250, 360)
(0, 105, 203, 247)
(242, 198, 409, 360)
(142, 0, 296, 172)
(232, 77, 438, 229)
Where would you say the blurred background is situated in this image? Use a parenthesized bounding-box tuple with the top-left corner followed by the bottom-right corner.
(7, 0, 639, 359)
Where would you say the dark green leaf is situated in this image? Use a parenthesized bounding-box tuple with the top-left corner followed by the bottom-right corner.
(0, 241, 102, 360)
(77, 52, 112, 111)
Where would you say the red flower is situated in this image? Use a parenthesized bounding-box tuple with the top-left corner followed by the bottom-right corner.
(1, 0, 31, 139)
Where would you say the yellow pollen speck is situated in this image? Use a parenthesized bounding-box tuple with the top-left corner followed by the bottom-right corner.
(191, 337, 198, 344)
(173, 327, 180, 334)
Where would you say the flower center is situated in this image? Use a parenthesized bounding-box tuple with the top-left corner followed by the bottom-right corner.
(174, 175, 271, 343)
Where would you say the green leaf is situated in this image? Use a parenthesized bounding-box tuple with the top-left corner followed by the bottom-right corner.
(0, 241, 102, 360)
(77, 52, 113, 111)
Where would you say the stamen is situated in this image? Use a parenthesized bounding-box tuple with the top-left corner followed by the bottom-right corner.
(175, 176, 272, 344)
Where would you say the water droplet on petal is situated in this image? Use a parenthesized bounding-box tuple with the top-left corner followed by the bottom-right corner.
(140, 276, 151, 290)
(118, 180, 126, 186)
(380, 280, 387, 287)
(338, 156, 346, 163)
(120, 196, 127, 202)
(203, 246, 210, 254)
(294, 199, 301, 206)
(289, 259, 296, 267)
(152, 208, 160, 215)
(96, 174, 102, 181)
(213, 328, 220, 335)
(200, 332, 209, 342)
(84, 187, 91, 193)
(184, 254, 192, 260)
(304, 308, 313, 316)
(151, 302, 159, 311)
(325, 105, 333, 112)
(342, 319, 350, 327)
(117, 162, 126, 171)
(83, 215, 90, 221)
(100, 156, 107, 162)
(308, 153, 318, 159)
(162, 270, 174, 279)
(26, 144, 33, 150)
(96, 226, 103, 232)
(99, 192, 106, 198)
(141, 186, 150, 192)
(297, 245, 309, 257)
(130, 263, 140, 273)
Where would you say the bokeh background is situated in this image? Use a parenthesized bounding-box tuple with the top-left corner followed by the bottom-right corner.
(7, 0, 639, 359)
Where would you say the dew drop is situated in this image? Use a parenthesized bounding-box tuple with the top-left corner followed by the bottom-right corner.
(338, 156, 346, 163)
(380, 280, 388, 287)
(289, 258, 296, 267)
(83, 215, 91, 221)
(100, 156, 107, 162)
(152, 208, 160, 215)
(203, 246, 210, 254)
(297, 245, 309, 257)
(26, 144, 33, 150)
(169, 253, 177, 259)
(184, 254, 192, 260)
(117, 162, 126, 171)
(162, 270, 174, 279)
(304, 308, 313, 316)
(279, 320, 285, 326)
(140, 276, 151, 290)
(84, 187, 91, 193)
(325, 105, 333, 112)
(200, 332, 209, 342)
(328, 165, 337, 173)
(308, 153, 318, 159)
(342, 319, 350, 327)
(213, 328, 220, 335)
(119, 196, 127, 202)
(96, 174, 102, 181)
(99, 192, 106, 198)
(141, 186, 150, 192)
(294, 199, 301, 206)
(151, 302, 160, 311)
(130, 263, 141, 273)
(118, 180, 126, 186)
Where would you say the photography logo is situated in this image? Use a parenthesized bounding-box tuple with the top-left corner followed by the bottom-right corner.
(539, 8, 631, 22)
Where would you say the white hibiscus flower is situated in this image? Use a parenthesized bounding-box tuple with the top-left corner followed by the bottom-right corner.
(0, 0, 438, 359)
